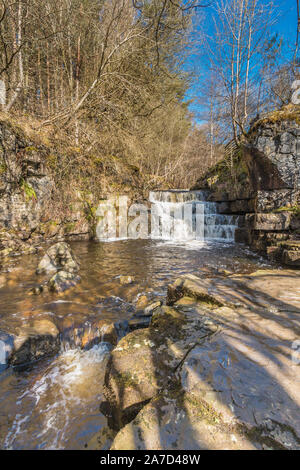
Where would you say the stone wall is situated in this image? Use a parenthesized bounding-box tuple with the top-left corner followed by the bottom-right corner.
(192, 108, 300, 267)
(0, 119, 96, 259)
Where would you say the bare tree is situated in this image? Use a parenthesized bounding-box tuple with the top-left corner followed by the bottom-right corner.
(203, 0, 278, 143)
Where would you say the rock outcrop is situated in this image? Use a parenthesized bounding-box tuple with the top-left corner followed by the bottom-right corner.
(0, 119, 97, 261)
(192, 105, 300, 267)
(98, 271, 300, 450)
(0, 117, 145, 263)
(36, 242, 80, 275)
(0, 316, 119, 367)
(34, 242, 81, 293)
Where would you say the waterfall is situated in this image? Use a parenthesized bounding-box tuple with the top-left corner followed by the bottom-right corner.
(149, 190, 239, 242)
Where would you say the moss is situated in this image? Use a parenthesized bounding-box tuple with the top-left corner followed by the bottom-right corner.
(114, 371, 141, 389)
(25, 146, 38, 153)
(249, 104, 300, 135)
(273, 205, 300, 215)
(199, 142, 248, 193)
(184, 394, 222, 425)
(20, 178, 37, 201)
(207, 175, 219, 186)
(84, 201, 97, 222)
(0, 162, 6, 175)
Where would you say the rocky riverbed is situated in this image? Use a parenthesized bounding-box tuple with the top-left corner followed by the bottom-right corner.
(1, 239, 289, 450)
(93, 269, 300, 450)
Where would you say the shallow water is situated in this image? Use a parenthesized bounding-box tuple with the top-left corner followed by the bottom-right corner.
(0, 239, 272, 449)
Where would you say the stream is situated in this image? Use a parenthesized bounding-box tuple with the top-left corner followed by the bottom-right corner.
(0, 238, 272, 449)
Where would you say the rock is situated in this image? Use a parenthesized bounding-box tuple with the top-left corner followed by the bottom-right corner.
(255, 190, 300, 212)
(143, 301, 162, 315)
(218, 202, 231, 213)
(245, 212, 291, 231)
(102, 271, 300, 450)
(36, 242, 79, 275)
(191, 113, 300, 266)
(282, 249, 300, 267)
(268, 241, 300, 267)
(111, 391, 255, 450)
(80, 320, 118, 348)
(167, 274, 226, 307)
(290, 213, 300, 230)
(234, 228, 250, 244)
(119, 275, 135, 285)
(0, 275, 5, 288)
(101, 304, 217, 430)
(136, 295, 149, 309)
(228, 199, 255, 214)
(48, 270, 81, 293)
(128, 317, 151, 331)
(128, 300, 163, 331)
(31, 283, 49, 295)
(86, 426, 116, 450)
(10, 319, 60, 366)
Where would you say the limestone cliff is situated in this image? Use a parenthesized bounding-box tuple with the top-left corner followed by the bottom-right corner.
(192, 105, 300, 267)
(0, 116, 144, 261)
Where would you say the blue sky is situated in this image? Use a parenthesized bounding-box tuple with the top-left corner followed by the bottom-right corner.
(185, 0, 297, 121)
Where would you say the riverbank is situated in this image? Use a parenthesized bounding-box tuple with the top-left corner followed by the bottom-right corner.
(94, 268, 300, 450)
(0, 239, 277, 449)
(192, 106, 300, 267)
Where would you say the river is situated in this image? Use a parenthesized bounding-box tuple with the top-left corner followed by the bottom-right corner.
(0, 239, 272, 449)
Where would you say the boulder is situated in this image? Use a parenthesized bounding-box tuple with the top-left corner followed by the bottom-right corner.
(101, 304, 218, 430)
(101, 271, 300, 450)
(48, 270, 81, 293)
(36, 242, 79, 275)
(143, 301, 162, 315)
(282, 249, 300, 267)
(9, 319, 60, 366)
(128, 301, 163, 332)
(136, 295, 149, 309)
(79, 320, 118, 349)
(128, 316, 151, 331)
(279, 241, 300, 267)
(167, 274, 228, 307)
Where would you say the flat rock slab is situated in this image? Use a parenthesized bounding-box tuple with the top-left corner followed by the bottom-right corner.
(102, 305, 218, 430)
(180, 326, 300, 449)
(105, 270, 300, 450)
(111, 391, 256, 450)
(168, 270, 300, 314)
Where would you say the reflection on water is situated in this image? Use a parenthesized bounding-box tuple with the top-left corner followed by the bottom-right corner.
(0, 240, 272, 449)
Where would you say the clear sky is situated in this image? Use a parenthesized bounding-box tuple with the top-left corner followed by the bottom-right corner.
(186, 0, 297, 122)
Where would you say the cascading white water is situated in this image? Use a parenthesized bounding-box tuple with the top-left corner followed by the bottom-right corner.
(149, 190, 239, 242)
